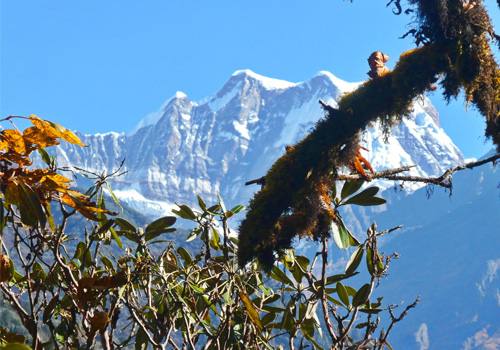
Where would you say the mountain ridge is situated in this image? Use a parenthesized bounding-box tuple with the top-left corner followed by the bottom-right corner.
(53, 69, 463, 218)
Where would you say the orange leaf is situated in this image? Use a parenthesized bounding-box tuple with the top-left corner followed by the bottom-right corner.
(239, 291, 263, 332)
(29, 115, 61, 139)
(0, 139, 8, 152)
(1, 129, 26, 155)
(60, 129, 85, 147)
(29, 115, 85, 147)
(23, 126, 59, 148)
(41, 173, 72, 189)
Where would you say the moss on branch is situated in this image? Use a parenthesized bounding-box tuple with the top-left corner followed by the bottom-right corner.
(238, 0, 499, 269)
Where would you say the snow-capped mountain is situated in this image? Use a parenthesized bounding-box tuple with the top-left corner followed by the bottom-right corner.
(53, 69, 462, 217)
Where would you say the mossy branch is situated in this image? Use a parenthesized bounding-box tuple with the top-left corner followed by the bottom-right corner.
(238, 0, 499, 269)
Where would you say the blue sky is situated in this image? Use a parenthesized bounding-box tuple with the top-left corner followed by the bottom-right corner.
(1, 0, 498, 157)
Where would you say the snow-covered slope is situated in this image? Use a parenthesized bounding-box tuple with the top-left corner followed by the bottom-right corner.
(55, 69, 463, 217)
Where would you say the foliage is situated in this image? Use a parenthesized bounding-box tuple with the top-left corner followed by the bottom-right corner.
(237, 0, 499, 268)
(0, 117, 412, 349)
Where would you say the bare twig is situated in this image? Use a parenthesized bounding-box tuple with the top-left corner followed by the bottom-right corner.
(246, 154, 499, 190)
(378, 297, 420, 349)
(337, 154, 499, 189)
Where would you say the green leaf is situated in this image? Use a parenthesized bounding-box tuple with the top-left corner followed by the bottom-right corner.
(263, 294, 281, 304)
(261, 312, 276, 326)
(101, 256, 115, 271)
(106, 183, 122, 209)
(210, 227, 220, 249)
(38, 148, 51, 166)
(110, 227, 123, 249)
(313, 272, 358, 289)
(341, 179, 364, 200)
(206, 204, 221, 214)
(114, 218, 136, 233)
(352, 283, 372, 307)
(300, 318, 315, 338)
(97, 191, 106, 221)
(304, 333, 323, 350)
(270, 266, 295, 286)
(331, 218, 360, 249)
(146, 216, 176, 233)
(262, 305, 285, 313)
(177, 247, 193, 265)
(185, 231, 198, 242)
(197, 195, 207, 212)
(280, 299, 296, 331)
(344, 186, 386, 206)
(189, 282, 205, 294)
(18, 183, 45, 227)
(226, 204, 245, 218)
(73, 242, 91, 266)
(172, 204, 197, 220)
(12, 270, 26, 284)
(295, 255, 310, 271)
(356, 322, 369, 329)
(345, 285, 357, 296)
(43, 202, 56, 232)
(332, 221, 350, 249)
(366, 246, 375, 275)
(345, 247, 364, 274)
(336, 282, 350, 307)
(97, 219, 114, 235)
(145, 216, 176, 241)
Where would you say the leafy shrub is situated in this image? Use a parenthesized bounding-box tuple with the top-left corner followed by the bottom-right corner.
(0, 116, 412, 349)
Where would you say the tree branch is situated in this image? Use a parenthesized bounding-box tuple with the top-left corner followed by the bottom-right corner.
(337, 154, 499, 188)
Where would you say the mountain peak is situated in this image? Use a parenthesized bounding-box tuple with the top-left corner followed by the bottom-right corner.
(131, 91, 191, 133)
(312, 71, 362, 93)
(231, 69, 297, 90)
(173, 91, 188, 99)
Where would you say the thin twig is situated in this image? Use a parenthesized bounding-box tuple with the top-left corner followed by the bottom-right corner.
(337, 154, 499, 189)
(246, 154, 499, 190)
(378, 297, 420, 349)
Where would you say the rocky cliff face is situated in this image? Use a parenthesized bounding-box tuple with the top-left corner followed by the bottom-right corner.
(54, 69, 463, 217)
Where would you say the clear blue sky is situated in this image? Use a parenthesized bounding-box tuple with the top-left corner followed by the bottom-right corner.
(1, 0, 498, 157)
